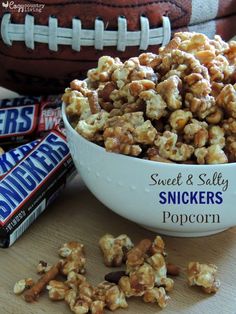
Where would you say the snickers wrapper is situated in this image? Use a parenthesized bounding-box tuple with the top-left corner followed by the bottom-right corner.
(0, 95, 62, 146)
(0, 140, 40, 176)
(0, 96, 42, 108)
(0, 129, 76, 248)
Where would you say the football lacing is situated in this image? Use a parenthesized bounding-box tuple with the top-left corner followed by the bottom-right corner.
(1, 13, 171, 52)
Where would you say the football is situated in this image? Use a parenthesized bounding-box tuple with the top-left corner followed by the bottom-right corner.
(0, 0, 236, 94)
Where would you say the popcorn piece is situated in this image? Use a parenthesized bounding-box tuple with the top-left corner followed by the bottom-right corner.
(169, 109, 192, 131)
(94, 281, 128, 311)
(129, 80, 155, 97)
(211, 82, 225, 98)
(47, 280, 69, 301)
(0, 147, 4, 155)
(195, 145, 228, 164)
(207, 55, 232, 82)
(128, 263, 155, 294)
(194, 147, 208, 164)
(154, 131, 194, 162)
(140, 90, 167, 120)
(155, 75, 182, 110)
(112, 59, 137, 88)
(133, 120, 157, 145)
(118, 276, 134, 298)
(66, 272, 87, 290)
(225, 135, 236, 162)
(195, 50, 216, 64)
(70, 79, 89, 95)
(65, 289, 77, 311)
(76, 111, 109, 141)
(150, 235, 166, 256)
(66, 278, 95, 313)
(185, 93, 215, 119)
(187, 262, 220, 294)
(104, 127, 142, 156)
(14, 278, 34, 295)
(99, 234, 133, 267)
(193, 128, 209, 148)
(111, 57, 156, 89)
(206, 107, 224, 124)
(104, 283, 128, 311)
(119, 264, 155, 298)
(59, 242, 86, 276)
(130, 65, 157, 83)
(217, 84, 236, 118)
(222, 118, 236, 135)
(64, 90, 90, 117)
(208, 126, 225, 148)
(184, 119, 208, 148)
(205, 144, 228, 164)
(72, 300, 90, 314)
(88, 56, 121, 82)
(103, 112, 145, 156)
(78, 281, 94, 305)
(225, 40, 236, 63)
(143, 287, 170, 309)
(59, 241, 85, 258)
(147, 253, 174, 292)
(185, 73, 211, 96)
(138, 52, 161, 67)
(90, 300, 105, 314)
(61, 253, 86, 276)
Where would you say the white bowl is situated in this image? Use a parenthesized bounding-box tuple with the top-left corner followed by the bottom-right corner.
(62, 103, 236, 237)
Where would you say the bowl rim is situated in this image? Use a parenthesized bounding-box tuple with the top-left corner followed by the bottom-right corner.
(62, 102, 235, 169)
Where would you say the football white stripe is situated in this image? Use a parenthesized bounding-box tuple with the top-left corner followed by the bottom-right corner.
(189, 20, 216, 39)
(190, 0, 219, 25)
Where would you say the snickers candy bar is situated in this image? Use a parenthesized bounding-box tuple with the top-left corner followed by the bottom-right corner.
(37, 95, 62, 137)
(0, 140, 40, 177)
(0, 104, 39, 145)
(0, 129, 76, 248)
(0, 95, 63, 145)
(0, 96, 42, 108)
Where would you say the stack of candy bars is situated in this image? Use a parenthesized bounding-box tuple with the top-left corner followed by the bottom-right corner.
(0, 95, 76, 248)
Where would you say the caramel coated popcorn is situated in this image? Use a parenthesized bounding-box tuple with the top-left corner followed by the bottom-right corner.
(187, 262, 220, 293)
(99, 234, 133, 267)
(13, 278, 34, 295)
(100, 235, 175, 309)
(14, 236, 221, 312)
(64, 32, 236, 164)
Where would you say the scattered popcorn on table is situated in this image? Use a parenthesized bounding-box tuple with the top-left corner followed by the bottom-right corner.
(14, 236, 221, 312)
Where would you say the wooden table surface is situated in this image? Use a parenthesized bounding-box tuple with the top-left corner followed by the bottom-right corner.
(1, 88, 236, 314)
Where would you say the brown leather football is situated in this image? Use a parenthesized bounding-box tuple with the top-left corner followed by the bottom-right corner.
(0, 0, 236, 95)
